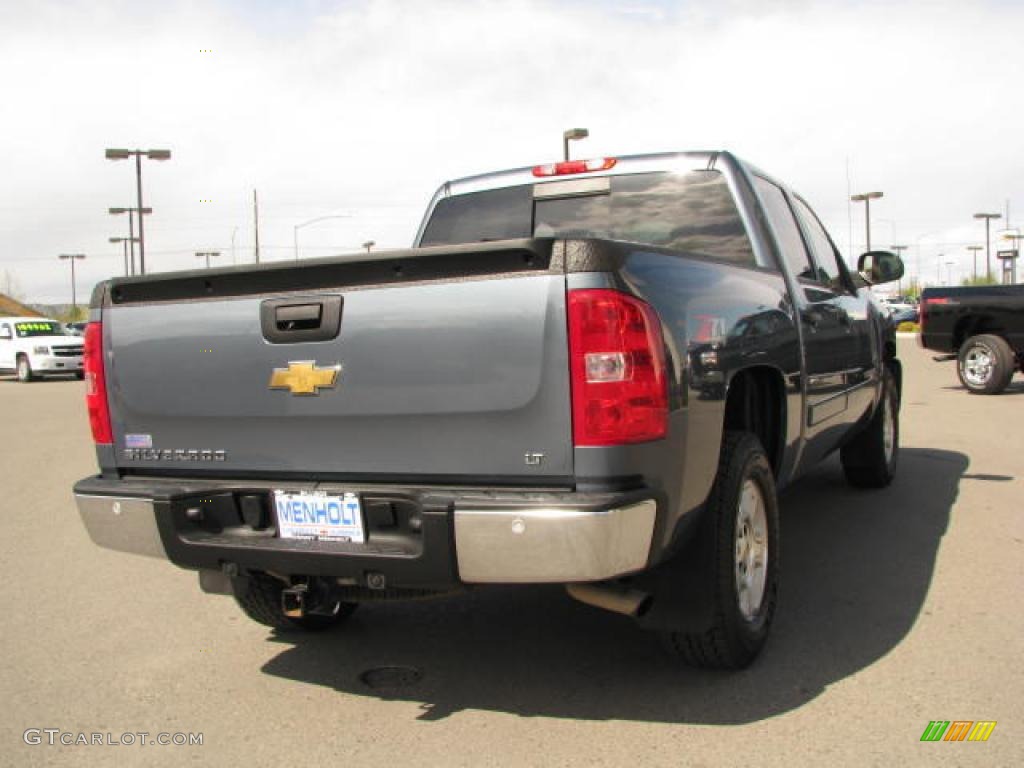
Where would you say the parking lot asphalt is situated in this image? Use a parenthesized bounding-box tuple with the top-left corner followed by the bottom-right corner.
(0, 338, 1020, 767)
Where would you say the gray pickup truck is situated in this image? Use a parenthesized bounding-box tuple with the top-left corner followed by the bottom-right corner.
(74, 151, 904, 669)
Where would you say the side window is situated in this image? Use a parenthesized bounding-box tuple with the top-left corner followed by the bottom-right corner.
(792, 196, 847, 292)
(752, 176, 815, 280)
(0, 323, 9, 338)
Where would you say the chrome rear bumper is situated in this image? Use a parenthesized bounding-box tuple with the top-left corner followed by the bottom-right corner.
(74, 484, 657, 584)
(76, 494, 167, 559)
(453, 500, 657, 583)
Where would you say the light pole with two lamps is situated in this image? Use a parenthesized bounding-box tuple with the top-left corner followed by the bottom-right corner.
(105, 148, 171, 274)
(850, 191, 883, 252)
(973, 211, 1001, 282)
(109, 237, 138, 277)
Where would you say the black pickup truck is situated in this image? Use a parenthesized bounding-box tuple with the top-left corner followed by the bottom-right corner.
(73, 151, 904, 669)
(920, 285, 1024, 394)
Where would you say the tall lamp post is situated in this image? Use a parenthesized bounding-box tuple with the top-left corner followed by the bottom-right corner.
(195, 251, 221, 269)
(973, 211, 1001, 282)
(109, 236, 138, 276)
(946, 260, 955, 286)
(293, 214, 351, 260)
(563, 128, 588, 161)
(105, 148, 171, 275)
(362, 240, 375, 253)
(966, 245, 984, 282)
(58, 254, 86, 314)
(109, 206, 151, 276)
(850, 191, 883, 252)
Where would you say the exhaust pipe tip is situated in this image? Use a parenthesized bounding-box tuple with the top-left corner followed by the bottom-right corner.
(566, 583, 651, 618)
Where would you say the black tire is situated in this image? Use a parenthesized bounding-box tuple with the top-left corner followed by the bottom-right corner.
(664, 432, 780, 669)
(231, 573, 357, 631)
(957, 334, 1014, 395)
(841, 371, 899, 488)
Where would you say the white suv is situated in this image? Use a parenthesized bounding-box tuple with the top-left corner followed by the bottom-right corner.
(0, 317, 84, 381)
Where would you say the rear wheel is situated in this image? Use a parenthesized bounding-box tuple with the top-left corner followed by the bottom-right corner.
(664, 432, 780, 669)
(841, 370, 899, 488)
(231, 573, 357, 631)
(957, 334, 1014, 394)
(16, 356, 34, 383)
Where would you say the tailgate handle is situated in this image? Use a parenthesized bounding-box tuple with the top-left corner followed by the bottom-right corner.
(261, 295, 343, 344)
(275, 303, 322, 331)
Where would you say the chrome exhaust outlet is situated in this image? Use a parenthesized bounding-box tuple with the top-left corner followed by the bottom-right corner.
(566, 583, 651, 617)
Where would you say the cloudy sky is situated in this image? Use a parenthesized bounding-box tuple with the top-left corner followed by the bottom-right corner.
(2, 0, 1023, 302)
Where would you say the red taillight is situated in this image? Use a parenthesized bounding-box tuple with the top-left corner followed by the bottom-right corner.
(568, 289, 668, 446)
(532, 158, 617, 177)
(83, 322, 112, 444)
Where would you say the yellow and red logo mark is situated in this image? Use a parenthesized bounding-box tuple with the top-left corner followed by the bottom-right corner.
(920, 721, 996, 742)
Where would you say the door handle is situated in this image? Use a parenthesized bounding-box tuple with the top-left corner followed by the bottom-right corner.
(275, 303, 323, 331)
(261, 295, 343, 344)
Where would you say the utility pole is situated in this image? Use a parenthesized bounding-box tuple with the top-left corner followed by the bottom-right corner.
(253, 189, 261, 264)
(58, 254, 86, 313)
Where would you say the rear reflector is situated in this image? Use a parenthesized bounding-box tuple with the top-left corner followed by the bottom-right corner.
(568, 289, 668, 446)
(533, 158, 617, 177)
(83, 322, 113, 444)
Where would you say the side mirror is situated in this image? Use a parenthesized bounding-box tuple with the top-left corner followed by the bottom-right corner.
(857, 250, 904, 285)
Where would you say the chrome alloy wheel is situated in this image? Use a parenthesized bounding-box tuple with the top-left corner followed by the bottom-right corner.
(962, 345, 994, 387)
(734, 478, 768, 621)
(882, 389, 895, 465)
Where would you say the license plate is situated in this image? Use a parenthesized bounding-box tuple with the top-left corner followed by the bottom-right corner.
(274, 491, 364, 543)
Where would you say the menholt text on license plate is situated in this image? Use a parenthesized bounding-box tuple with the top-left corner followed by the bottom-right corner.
(274, 491, 364, 542)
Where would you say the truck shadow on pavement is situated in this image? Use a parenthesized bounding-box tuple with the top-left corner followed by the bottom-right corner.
(260, 447, 966, 724)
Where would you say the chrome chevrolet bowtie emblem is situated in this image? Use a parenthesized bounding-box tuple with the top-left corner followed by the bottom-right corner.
(269, 362, 342, 396)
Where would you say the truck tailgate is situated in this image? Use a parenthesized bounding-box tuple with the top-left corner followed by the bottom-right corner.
(100, 241, 572, 482)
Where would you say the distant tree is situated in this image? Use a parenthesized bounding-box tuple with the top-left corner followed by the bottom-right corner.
(2, 269, 23, 300)
(58, 305, 87, 323)
(960, 274, 999, 287)
(904, 278, 922, 300)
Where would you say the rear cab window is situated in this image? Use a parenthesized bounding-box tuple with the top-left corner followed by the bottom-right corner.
(420, 171, 758, 268)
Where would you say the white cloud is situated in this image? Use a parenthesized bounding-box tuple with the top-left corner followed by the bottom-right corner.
(1, 0, 1022, 301)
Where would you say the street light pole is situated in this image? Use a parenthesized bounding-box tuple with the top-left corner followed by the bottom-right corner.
(362, 240, 375, 253)
(109, 237, 137, 276)
(973, 212, 1001, 282)
(563, 128, 589, 161)
(946, 261, 955, 286)
(58, 254, 86, 312)
(966, 245, 984, 282)
(293, 214, 352, 260)
(850, 191, 883, 252)
(195, 251, 220, 269)
(105, 148, 171, 275)
(109, 206, 151, 276)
